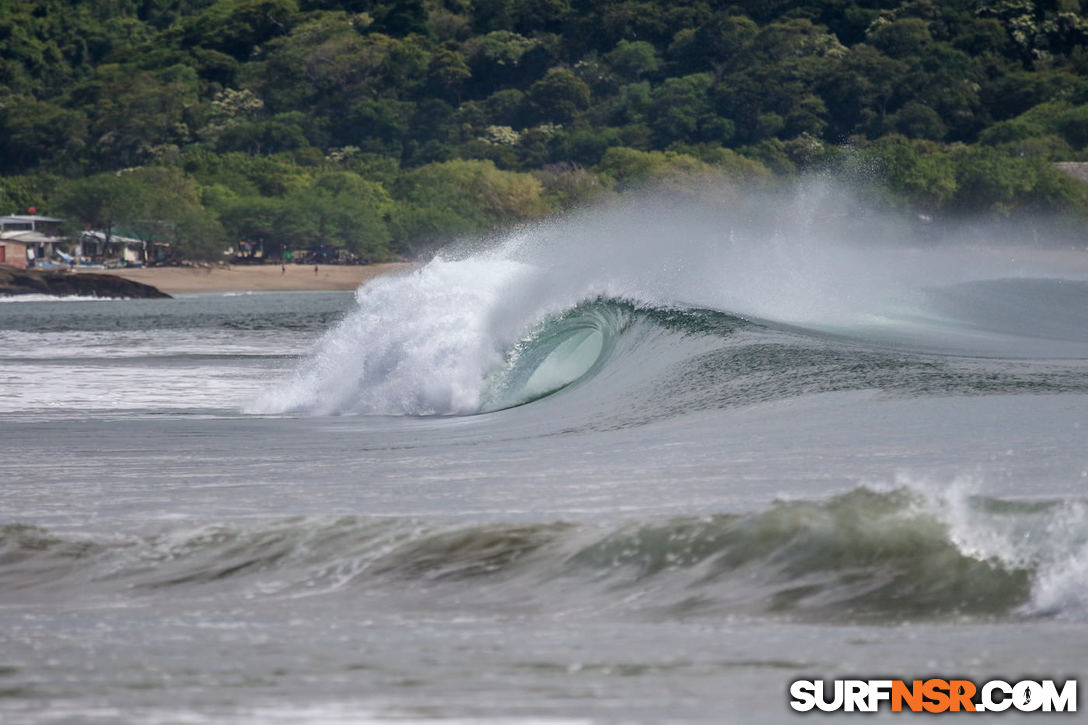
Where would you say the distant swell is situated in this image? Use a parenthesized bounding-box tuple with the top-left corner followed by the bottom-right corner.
(5, 487, 1086, 622)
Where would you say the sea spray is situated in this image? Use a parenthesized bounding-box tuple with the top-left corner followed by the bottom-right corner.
(251, 181, 1088, 418)
(249, 256, 539, 415)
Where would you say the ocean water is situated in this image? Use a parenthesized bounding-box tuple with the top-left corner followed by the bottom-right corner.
(2, 189, 1088, 723)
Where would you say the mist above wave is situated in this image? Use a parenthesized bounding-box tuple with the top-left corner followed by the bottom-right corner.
(250, 180, 1088, 417)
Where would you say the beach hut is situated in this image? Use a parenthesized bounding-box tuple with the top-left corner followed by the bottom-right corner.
(0, 215, 70, 267)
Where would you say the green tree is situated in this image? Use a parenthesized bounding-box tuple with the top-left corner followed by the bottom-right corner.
(1055, 105, 1088, 149)
(532, 162, 615, 209)
(647, 73, 713, 145)
(528, 67, 591, 123)
(55, 168, 224, 260)
(864, 138, 958, 212)
(2, 0, 1088, 251)
(948, 147, 1081, 215)
(278, 186, 391, 260)
(463, 30, 543, 94)
(595, 147, 720, 190)
(867, 17, 933, 59)
(179, 0, 300, 60)
(217, 194, 283, 252)
(0, 173, 64, 216)
(54, 172, 144, 246)
(888, 102, 947, 140)
(604, 40, 659, 81)
(687, 13, 758, 76)
(0, 98, 87, 172)
(123, 167, 224, 259)
(818, 44, 907, 139)
(390, 159, 545, 252)
(70, 64, 201, 169)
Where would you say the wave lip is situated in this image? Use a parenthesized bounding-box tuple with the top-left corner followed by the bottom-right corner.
(5, 487, 1085, 622)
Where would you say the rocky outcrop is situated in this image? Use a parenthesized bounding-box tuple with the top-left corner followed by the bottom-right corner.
(0, 268, 171, 299)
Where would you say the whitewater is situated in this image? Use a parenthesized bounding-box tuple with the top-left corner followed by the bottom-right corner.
(2, 183, 1087, 723)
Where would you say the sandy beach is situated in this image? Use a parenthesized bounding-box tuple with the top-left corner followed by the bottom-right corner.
(94, 262, 414, 295)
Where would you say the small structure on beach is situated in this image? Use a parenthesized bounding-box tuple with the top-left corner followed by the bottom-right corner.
(0, 215, 69, 269)
(77, 230, 173, 266)
(79, 230, 147, 265)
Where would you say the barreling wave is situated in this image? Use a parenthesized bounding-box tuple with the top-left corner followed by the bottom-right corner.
(4, 486, 1086, 622)
(249, 274, 1088, 424)
(249, 186, 1088, 419)
(478, 299, 754, 412)
(478, 299, 626, 411)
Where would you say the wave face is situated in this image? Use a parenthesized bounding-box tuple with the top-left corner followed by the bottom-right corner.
(5, 486, 1086, 622)
(251, 186, 1088, 418)
(479, 299, 625, 411)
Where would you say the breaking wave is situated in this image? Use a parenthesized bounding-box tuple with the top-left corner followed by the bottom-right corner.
(250, 188, 1088, 418)
(4, 486, 1086, 623)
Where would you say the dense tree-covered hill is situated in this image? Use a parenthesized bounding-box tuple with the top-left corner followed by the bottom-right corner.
(2, 0, 1087, 259)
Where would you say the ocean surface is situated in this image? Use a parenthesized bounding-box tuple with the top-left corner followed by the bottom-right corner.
(2, 191, 1087, 723)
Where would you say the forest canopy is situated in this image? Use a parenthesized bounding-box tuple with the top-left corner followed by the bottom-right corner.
(2, 0, 1088, 259)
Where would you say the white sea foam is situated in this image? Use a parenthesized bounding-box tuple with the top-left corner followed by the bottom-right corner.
(248, 255, 541, 415)
(894, 472, 1088, 620)
(0, 294, 122, 302)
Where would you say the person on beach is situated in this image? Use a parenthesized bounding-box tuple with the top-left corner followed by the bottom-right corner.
(314, 265, 319, 276)
(281, 264, 285, 275)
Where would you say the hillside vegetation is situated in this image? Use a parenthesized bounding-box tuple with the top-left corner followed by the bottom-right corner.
(3, 0, 1088, 259)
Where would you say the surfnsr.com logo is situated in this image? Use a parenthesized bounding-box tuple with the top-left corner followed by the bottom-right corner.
(789, 679, 1077, 713)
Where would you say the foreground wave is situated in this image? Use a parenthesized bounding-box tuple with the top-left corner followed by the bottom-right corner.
(5, 486, 1086, 622)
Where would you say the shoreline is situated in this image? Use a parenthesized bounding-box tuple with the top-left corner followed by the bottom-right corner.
(93, 262, 415, 295)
